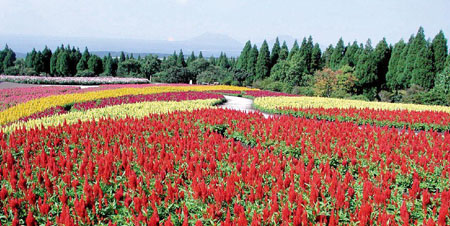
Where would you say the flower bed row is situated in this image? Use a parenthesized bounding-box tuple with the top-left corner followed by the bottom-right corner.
(0, 75, 150, 85)
(0, 85, 254, 126)
(209, 90, 297, 98)
(0, 109, 448, 225)
(254, 96, 450, 131)
(1, 99, 221, 133)
(0, 86, 81, 111)
(3, 92, 224, 128)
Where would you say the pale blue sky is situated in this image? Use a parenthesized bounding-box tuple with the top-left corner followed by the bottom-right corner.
(0, 0, 449, 45)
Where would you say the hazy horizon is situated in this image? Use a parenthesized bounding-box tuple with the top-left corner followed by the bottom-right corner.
(1, 0, 449, 54)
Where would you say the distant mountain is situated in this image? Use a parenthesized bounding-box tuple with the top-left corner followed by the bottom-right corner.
(0, 33, 244, 57)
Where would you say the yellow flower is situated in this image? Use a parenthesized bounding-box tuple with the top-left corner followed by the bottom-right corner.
(0, 85, 255, 125)
(254, 96, 450, 113)
(2, 99, 221, 133)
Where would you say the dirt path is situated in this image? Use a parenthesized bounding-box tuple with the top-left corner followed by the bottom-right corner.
(218, 95, 272, 118)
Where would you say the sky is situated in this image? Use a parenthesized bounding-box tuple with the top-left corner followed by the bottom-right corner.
(0, 0, 449, 46)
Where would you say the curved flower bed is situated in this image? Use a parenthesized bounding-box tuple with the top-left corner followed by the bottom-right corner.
(72, 91, 223, 111)
(0, 85, 255, 126)
(2, 99, 221, 133)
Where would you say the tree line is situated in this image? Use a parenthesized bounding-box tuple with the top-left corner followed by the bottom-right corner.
(1, 27, 449, 105)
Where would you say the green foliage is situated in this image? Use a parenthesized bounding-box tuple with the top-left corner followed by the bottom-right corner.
(255, 40, 270, 80)
(354, 40, 378, 100)
(246, 45, 258, 80)
(117, 59, 141, 77)
(196, 66, 230, 84)
(279, 41, 289, 61)
(141, 55, 161, 80)
(386, 39, 406, 90)
(431, 30, 448, 73)
(177, 49, 186, 67)
(410, 45, 434, 90)
(76, 47, 90, 73)
(56, 51, 71, 76)
(237, 41, 252, 70)
(329, 38, 345, 70)
(87, 55, 103, 75)
(270, 37, 281, 67)
(373, 38, 391, 91)
(155, 66, 193, 83)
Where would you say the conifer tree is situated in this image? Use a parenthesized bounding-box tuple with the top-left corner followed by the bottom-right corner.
(270, 38, 281, 67)
(56, 51, 71, 76)
(255, 40, 270, 80)
(237, 41, 252, 70)
(88, 55, 103, 75)
(42, 46, 52, 74)
(310, 43, 322, 72)
(341, 41, 360, 67)
(187, 51, 196, 66)
(247, 45, 258, 77)
(373, 38, 391, 91)
(386, 39, 406, 90)
(411, 44, 434, 89)
(322, 45, 334, 68)
(288, 40, 299, 60)
(330, 38, 345, 70)
(198, 51, 203, 59)
(354, 39, 378, 100)
(403, 28, 427, 87)
(279, 41, 289, 61)
(76, 47, 90, 73)
(177, 50, 186, 67)
(50, 47, 60, 76)
(120, 52, 126, 62)
(431, 30, 448, 73)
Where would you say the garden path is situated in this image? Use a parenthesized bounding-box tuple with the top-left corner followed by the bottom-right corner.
(218, 95, 272, 118)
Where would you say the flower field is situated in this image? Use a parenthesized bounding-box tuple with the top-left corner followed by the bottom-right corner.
(0, 85, 449, 225)
(254, 96, 450, 131)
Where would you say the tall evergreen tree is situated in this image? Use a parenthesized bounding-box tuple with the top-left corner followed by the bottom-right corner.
(88, 55, 103, 75)
(431, 30, 448, 73)
(322, 45, 334, 68)
(50, 47, 61, 75)
(411, 44, 435, 89)
(373, 38, 391, 91)
(255, 40, 270, 80)
(119, 52, 126, 62)
(177, 50, 186, 67)
(56, 51, 71, 76)
(329, 38, 345, 70)
(310, 43, 322, 72)
(386, 39, 406, 90)
(279, 41, 289, 61)
(341, 41, 360, 67)
(76, 47, 90, 73)
(42, 46, 52, 74)
(198, 51, 203, 59)
(354, 39, 378, 100)
(288, 40, 299, 60)
(2, 48, 16, 71)
(237, 41, 252, 70)
(247, 45, 258, 77)
(403, 27, 427, 87)
(270, 38, 281, 67)
(396, 37, 413, 89)
(103, 53, 117, 76)
(187, 51, 196, 66)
